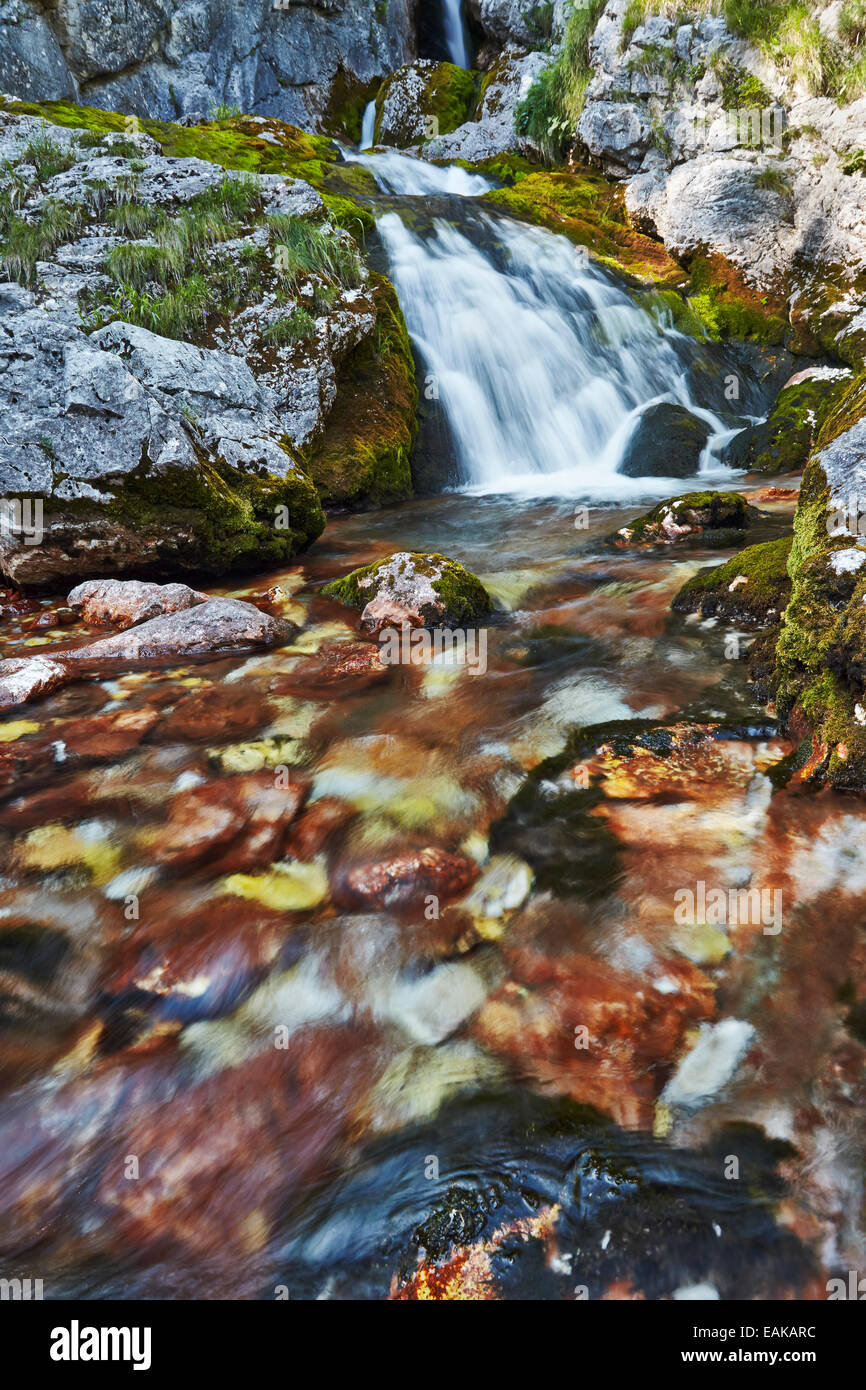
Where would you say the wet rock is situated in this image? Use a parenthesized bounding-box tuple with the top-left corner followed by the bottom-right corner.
(101, 898, 289, 1024)
(0, 3, 414, 130)
(0, 655, 70, 710)
(618, 403, 712, 479)
(334, 847, 480, 912)
(65, 598, 294, 664)
(612, 491, 758, 547)
(324, 551, 492, 630)
(282, 797, 356, 862)
(473, 944, 715, 1128)
(672, 536, 793, 625)
(68, 578, 210, 628)
(142, 773, 308, 873)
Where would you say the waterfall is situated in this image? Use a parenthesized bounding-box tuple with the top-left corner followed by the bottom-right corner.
(359, 100, 376, 150)
(351, 151, 738, 496)
(441, 0, 470, 68)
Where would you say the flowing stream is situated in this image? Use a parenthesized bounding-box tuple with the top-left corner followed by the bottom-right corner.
(0, 143, 860, 1303)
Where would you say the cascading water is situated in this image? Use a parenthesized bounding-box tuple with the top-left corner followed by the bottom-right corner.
(359, 99, 376, 150)
(441, 0, 470, 67)
(350, 149, 750, 496)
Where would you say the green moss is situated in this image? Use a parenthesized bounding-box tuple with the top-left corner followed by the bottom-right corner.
(302, 272, 417, 508)
(613, 491, 754, 546)
(683, 254, 788, 344)
(481, 166, 687, 287)
(324, 551, 492, 623)
(732, 372, 853, 474)
(374, 61, 477, 146)
(768, 380, 866, 785)
(672, 535, 793, 624)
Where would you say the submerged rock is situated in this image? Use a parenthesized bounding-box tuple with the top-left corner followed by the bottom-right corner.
(612, 491, 757, 547)
(618, 403, 711, 478)
(324, 551, 492, 631)
(334, 847, 480, 912)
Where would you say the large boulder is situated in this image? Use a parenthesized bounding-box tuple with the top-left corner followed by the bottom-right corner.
(324, 551, 492, 630)
(375, 59, 477, 148)
(68, 578, 209, 627)
(618, 403, 712, 478)
(0, 106, 411, 586)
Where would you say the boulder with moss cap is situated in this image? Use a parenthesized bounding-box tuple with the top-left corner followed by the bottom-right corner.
(323, 551, 493, 633)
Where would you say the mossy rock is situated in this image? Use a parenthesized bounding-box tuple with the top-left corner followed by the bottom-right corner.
(324, 551, 492, 627)
(0, 96, 374, 234)
(769, 372, 866, 787)
(725, 371, 853, 475)
(25, 453, 326, 588)
(682, 253, 788, 345)
(302, 272, 417, 508)
(672, 536, 793, 625)
(374, 60, 478, 148)
(612, 491, 756, 547)
(480, 165, 687, 287)
(619, 403, 711, 479)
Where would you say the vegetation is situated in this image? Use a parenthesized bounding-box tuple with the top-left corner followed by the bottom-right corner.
(514, 0, 607, 162)
(261, 307, 317, 346)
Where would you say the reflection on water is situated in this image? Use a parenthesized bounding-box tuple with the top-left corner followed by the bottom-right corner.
(0, 485, 862, 1299)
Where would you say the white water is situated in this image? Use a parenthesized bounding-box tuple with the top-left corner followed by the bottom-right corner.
(359, 100, 376, 151)
(353, 150, 735, 496)
(352, 146, 491, 197)
(441, 0, 470, 67)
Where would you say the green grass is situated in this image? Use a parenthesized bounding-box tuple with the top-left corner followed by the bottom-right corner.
(261, 306, 317, 346)
(0, 200, 83, 284)
(269, 215, 363, 290)
(107, 201, 166, 237)
(754, 164, 793, 195)
(20, 127, 76, 181)
(514, 0, 608, 162)
(207, 102, 243, 122)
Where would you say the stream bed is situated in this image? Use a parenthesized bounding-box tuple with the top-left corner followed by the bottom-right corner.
(0, 148, 863, 1301)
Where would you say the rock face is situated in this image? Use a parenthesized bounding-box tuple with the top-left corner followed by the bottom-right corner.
(618, 403, 711, 478)
(502, 2, 866, 358)
(0, 0, 415, 131)
(323, 551, 493, 630)
(0, 105, 395, 586)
